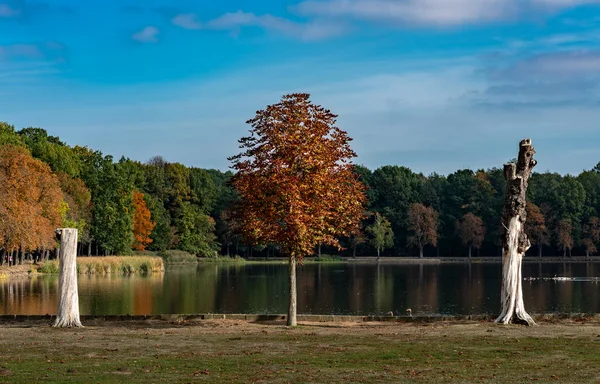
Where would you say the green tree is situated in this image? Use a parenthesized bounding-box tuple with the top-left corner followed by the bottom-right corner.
(0, 122, 24, 147)
(18, 127, 82, 177)
(370, 166, 422, 253)
(174, 202, 219, 256)
(144, 194, 173, 252)
(89, 156, 135, 255)
(189, 167, 217, 213)
(367, 213, 395, 260)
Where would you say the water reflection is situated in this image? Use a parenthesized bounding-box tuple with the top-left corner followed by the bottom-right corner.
(0, 262, 599, 316)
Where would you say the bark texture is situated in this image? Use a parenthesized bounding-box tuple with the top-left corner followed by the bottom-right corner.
(287, 256, 297, 326)
(495, 139, 536, 326)
(53, 228, 83, 328)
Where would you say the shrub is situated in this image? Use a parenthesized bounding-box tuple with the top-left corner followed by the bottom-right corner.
(199, 255, 246, 263)
(38, 262, 60, 274)
(313, 254, 343, 263)
(158, 250, 198, 264)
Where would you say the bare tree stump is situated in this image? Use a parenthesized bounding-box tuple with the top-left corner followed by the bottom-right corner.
(53, 228, 83, 328)
(495, 139, 537, 326)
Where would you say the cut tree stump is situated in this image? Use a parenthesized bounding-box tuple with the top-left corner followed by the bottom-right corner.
(495, 139, 537, 326)
(53, 228, 83, 328)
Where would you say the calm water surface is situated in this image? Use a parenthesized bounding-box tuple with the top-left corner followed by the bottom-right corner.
(1, 262, 599, 316)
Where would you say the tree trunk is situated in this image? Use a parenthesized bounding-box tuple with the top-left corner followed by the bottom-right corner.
(352, 245, 357, 258)
(496, 139, 536, 326)
(287, 256, 297, 326)
(419, 246, 423, 259)
(87, 242, 91, 257)
(586, 249, 590, 259)
(468, 244, 472, 259)
(53, 228, 83, 328)
(563, 247, 566, 258)
(538, 244, 542, 257)
(317, 244, 321, 257)
(376, 248, 380, 261)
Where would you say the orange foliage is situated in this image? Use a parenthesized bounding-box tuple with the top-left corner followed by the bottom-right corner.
(0, 145, 63, 252)
(457, 212, 485, 249)
(408, 203, 439, 250)
(525, 202, 549, 248)
(229, 93, 366, 262)
(132, 190, 156, 251)
(557, 219, 573, 255)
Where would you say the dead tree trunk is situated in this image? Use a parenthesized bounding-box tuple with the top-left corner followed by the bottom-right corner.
(495, 139, 536, 326)
(287, 255, 297, 326)
(53, 228, 83, 328)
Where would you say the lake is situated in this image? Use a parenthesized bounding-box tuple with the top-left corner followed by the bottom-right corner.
(1, 262, 599, 316)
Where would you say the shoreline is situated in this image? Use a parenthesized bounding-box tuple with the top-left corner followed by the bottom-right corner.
(1, 312, 599, 324)
(2, 256, 599, 278)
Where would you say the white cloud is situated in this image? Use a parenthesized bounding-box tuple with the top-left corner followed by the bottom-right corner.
(3, 54, 599, 175)
(132, 26, 159, 43)
(172, 13, 202, 30)
(172, 10, 346, 40)
(294, 0, 600, 26)
(0, 3, 20, 17)
(491, 50, 600, 81)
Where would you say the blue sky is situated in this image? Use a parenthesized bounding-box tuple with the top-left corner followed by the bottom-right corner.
(1, 0, 600, 175)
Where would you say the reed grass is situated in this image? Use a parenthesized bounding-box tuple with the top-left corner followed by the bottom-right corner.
(37, 256, 164, 275)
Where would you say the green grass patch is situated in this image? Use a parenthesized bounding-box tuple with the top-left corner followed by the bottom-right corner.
(0, 321, 599, 383)
(37, 256, 164, 275)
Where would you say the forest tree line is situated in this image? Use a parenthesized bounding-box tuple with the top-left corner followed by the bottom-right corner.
(0, 121, 598, 264)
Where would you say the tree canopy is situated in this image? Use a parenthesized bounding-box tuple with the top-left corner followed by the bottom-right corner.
(229, 93, 366, 262)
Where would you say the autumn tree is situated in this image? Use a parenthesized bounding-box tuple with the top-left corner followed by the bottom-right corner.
(525, 202, 549, 257)
(0, 145, 63, 264)
(407, 203, 438, 258)
(367, 213, 394, 260)
(582, 217, 600, 258)
(349, 225, 367, 258)
(456, 213, 485, 258)
(132, 191, 156, 251)
(557, 219, 573, 258)
(229, 93, 366, 326)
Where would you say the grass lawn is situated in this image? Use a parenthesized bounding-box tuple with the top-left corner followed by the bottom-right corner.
(0, 319, 599, 383)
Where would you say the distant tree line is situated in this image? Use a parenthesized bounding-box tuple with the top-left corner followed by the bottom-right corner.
(1, 120, 599, 263)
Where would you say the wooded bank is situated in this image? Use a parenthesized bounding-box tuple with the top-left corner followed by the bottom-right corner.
(2, 121, 600, 263)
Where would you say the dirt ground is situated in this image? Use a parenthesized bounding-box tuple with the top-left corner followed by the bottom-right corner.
(1, 319, 599, 383)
